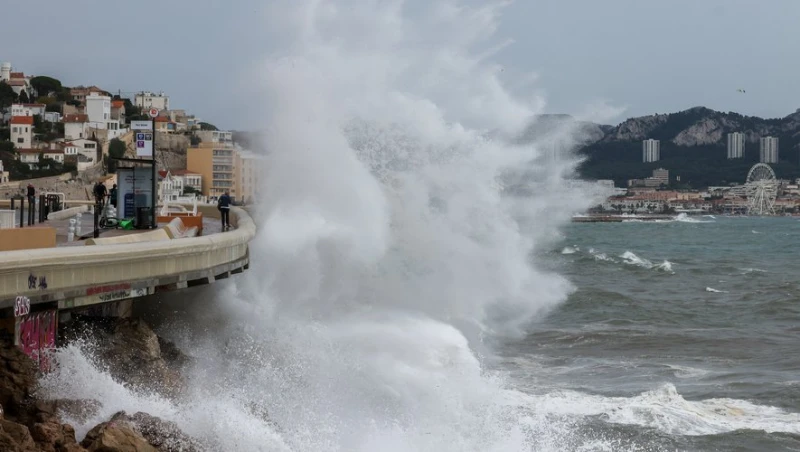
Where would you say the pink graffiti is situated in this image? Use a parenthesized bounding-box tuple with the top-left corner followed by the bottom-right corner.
(16, 311, 57, 372)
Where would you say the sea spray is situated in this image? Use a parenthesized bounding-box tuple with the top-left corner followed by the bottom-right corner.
(40, 1, 606, 450)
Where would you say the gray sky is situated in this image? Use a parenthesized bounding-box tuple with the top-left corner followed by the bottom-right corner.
(1, 0, 797, 130)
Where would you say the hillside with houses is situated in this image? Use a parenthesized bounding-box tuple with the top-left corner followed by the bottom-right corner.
(0, 61, 262, 205)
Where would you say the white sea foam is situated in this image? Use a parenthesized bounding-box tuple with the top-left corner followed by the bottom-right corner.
(36, 1, 616, 451)
(673, 213, 715, 223)
(619, 251, 674, 273)
(705, 287, 728, 293)
(561, 246, 579, 255)
(504, 383, 800, 437)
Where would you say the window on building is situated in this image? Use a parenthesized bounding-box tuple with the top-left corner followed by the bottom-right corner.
(17, 138, 23, 143)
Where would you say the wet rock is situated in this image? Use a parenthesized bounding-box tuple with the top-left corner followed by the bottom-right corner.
(29, 420, 84, 452)
(82, 411, 203, 452)
(65, 318, 186, 399)
(81, 419, 157, 452)
(55, 399, 102, 425)
(0, 338, 37, 420)
(112, 411, 204, 452)
(0, 419, 37, 451)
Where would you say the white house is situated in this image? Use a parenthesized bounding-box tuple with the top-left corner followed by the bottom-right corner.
(63, 114, 89, 140)
(43, 149, 65, 164)
(86, 93, 126, 139)
(10, 116, 34, 149)
(10, 103, 46, 117)
(17, 149, 41, 169)
(177, 171, 202, 192)
(86, 92, 110, 127)
(67, 138, 100, 162)
(158, 170, 185, 202)
(44, 111, 62, 123)
(135, 91, 170, 111)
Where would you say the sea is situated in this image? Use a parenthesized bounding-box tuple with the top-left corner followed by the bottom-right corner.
(496, 215, 800, 451)
(34, 1, 800, 451)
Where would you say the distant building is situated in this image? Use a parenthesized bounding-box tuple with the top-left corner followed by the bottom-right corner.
(651, 168, 669, 186)
(0, 160, 8, 184)
(760, 136, 779, 163)
(10, 103, 45, 118)
(187, 137, 235, 199)
(628, 168, 669, 188)
(10, 116, 34, 149)
(642, 139, 660, 162)
(70, 86, 106, 105)
(135, 91, 170, 111)
(16, 149, 41, 169)
(63, 114, 89, 140)
(235, 149, 263, 205)
(0, 62, 10, 83)
(186, 132, 260, 202)
(85, 92, 125, 139)
(727, 132, 745, 159)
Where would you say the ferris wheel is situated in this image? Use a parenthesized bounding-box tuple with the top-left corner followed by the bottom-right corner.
(745, 163, 778, 215)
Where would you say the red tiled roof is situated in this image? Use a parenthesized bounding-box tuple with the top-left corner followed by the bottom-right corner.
(22, 103, 46, 108)
(10, 116, 34, 125)
(9, 72, 24, 79)
(16, 149, 42, 154)
(63, 114, 89, 123)
(111, 100, 125, 108)
(154, 116, 169, 122)
(7, 80, 26, 86)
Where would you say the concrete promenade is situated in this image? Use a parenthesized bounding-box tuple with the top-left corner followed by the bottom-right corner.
(0, 206, 255, 314)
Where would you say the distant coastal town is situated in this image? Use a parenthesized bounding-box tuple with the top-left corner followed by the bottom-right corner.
(0, 60, 262, 209)
(589, 136, 789, 217)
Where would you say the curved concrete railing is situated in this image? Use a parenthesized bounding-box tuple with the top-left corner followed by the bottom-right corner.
(0, 207, 255, 310)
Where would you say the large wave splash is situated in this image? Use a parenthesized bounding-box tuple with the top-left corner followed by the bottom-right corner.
(41, 1, 607, 451)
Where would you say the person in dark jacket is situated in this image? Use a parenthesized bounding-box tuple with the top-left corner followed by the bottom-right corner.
(109, 184, 118, 208)
(26, 184, 35, 206)
(217, 191, 232, 230)
(93, 181, 107, 208)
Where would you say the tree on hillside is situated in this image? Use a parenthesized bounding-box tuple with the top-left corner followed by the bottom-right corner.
(107, 138, 126, 173)
(45, 102, 62, 113)
(18, 91, 30, 104)
(30, 76, 63, 97)
(199, 122, 218, 131)
(0, 82, 17, 108)
(0, 141, 15, 155)
(56, 88, 72, 103)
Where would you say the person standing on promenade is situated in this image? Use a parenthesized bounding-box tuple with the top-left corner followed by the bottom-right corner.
(217, 191, 232, 230)
(109, 184, 118, 208)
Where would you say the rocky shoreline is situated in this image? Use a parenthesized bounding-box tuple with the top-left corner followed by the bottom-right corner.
(0, 316, 204, 451)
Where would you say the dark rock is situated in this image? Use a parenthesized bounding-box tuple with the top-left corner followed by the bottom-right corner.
(81, 418, 157, 452)
(112, 411, 205, 452)
(63, 318, 186, 399)
(82, 411, 204, 452)
(0, 419, 37, 451)
(0, 338, 37, 421)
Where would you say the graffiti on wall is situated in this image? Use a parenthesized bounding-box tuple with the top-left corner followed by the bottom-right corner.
(15, 310, 58, 372)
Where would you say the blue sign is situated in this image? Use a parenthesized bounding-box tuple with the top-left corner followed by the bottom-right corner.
(124, 193, 135, 218)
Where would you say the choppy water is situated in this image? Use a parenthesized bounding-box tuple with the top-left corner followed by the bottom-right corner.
(496, 216, 800, 450)
(32, 2, 800, 451)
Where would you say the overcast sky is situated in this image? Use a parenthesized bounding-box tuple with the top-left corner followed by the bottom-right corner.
(1, 0, 797, 130)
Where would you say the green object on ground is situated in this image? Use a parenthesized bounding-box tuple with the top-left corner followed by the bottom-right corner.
(119, 219, 134, 230)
